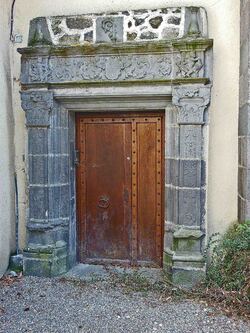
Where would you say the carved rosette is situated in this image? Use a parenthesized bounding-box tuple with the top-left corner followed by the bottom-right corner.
(172, 85, 211, 124)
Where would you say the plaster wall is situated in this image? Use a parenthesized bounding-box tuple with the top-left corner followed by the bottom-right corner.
(11, 0, 239, 249)
(0, 0, 16, 276)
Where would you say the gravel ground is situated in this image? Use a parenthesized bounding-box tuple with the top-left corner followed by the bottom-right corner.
(0, 276, 249, 333)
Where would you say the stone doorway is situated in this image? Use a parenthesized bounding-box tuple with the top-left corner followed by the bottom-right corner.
(18, 6, 213, 286)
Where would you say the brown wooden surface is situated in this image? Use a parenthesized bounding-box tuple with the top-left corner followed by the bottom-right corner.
(76, 113, 164, 267)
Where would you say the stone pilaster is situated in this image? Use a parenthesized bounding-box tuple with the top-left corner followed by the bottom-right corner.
(239, 0, 250, 221)
(164, 84, 211, 287)
(21, 90, 68, 276)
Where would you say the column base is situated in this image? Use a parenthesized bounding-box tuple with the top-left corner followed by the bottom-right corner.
(163, 249, 206, 288)
(23, 241, 67, 277)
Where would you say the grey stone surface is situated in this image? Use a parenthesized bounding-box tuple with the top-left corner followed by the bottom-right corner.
(28, 155, 48, 184)
(179, 125, 202, 159)
(162, 27, 179, 39)
(172, 85, 211, 124)
(178, 189, 201, 226)
(28, 17, 52, 46)
(23, 242, 67, 277)
(149, 16, 163, 29)
(24, 7, 209, 46)
(9, 254, 23, 272)
(167, 16, 181, 25)
(96, 16, 124, 43)
(179, 159, 202, 188)
(29, 186, 48, 220)
(48, 185, 70, 219)
(165, 158, 179, 186)
(21, 91, 53, 127)
(140, 31, 158, 39)
(66, 17, 92, 29)
(21, 52, 176, 84)
(58, 34, 80, 45)
(48, 155, 69, 184)
(28, 128, 48, 155)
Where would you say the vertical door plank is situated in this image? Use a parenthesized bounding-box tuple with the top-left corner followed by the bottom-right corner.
(85, 122, 132, 260)
(137, 121, 157, 262)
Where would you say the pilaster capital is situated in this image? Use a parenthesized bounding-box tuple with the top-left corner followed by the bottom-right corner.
(21, 90, 53, 127)
(172, 85, 211, 124)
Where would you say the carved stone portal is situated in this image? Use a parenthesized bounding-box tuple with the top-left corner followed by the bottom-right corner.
(18, 7, 213, 287)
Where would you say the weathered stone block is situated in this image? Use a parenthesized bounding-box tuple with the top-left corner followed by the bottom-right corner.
(165, 186, 178, 223)
(140, 31, 158, 40)
(96, 16, 124, 43)
(178, 189, 201, 226)
(179, 159, 201, 188)
(149, 16, 163, 29)
(240, 41, 249, 75)
(28, 128, 48, 155)
(172, 267, 205, 288)
(66, 17, 92, 29)
(49, 128, 69, 154)
(48, 185, 70, 219)
(27, 225, 69, 246)
(23, 241, 67, 277)
(51, 105, 68, 128)
(180, 125, 202, 159)
(239, 73, 249, 108)
(167, 16, 180, 25)
(162, 27, 179, 39)
(29, 155, 48, 184)
(48, 155, 69, 184)
(28, 17, 52, 46)
(239, 104, 250, 136)
(165, 126, 179, 158)
(238, 166, 250, 200)
(165, 158, 179, 186)
(59, 35, 80, 45)
(9, 254, 23, 272)
(29, 186, 48, 220)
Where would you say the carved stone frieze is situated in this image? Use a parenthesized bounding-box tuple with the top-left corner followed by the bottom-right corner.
(22, 54, 173, 83)
(175, 51, 204, 78)
(172, 85, 211, 124)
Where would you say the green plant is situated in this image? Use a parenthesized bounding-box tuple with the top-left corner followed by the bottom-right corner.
(205, 221, 250, 293)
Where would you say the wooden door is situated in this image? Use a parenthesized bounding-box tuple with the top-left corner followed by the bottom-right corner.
(76, 113, 164, 267)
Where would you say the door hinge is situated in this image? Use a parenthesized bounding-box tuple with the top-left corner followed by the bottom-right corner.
(74, 149, 80, 166)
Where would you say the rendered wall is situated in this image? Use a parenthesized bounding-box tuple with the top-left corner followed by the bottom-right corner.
(11, 0, 239, 250)
(0, 0, 16, 276)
